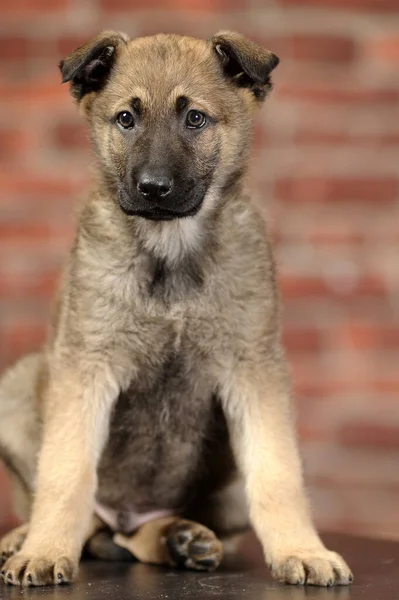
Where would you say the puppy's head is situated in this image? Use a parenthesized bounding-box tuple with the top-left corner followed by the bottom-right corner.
(60, 31, 279, 221)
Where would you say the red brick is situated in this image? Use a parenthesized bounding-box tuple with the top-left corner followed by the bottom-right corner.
(294, 376, 399, 401)
(0, 129, 34, 164)
(295, 130, 399, 147)
(275, 177, 399, 203)
(280, 276, 327, 299)
(309, 483, 399, 540)
(52, 121, 89, 151)
(0, 36, 30, 60)
(280, 275, 386, 299)
(251, 33, 356, 63)
(370, 380, 399, 394)
(277, 0, 399, 11)
(289, 34, 356, 63)
(0, 78, 68, 105)
(0, 0, 69, 13)
(136, 21, 196, 38)
(0, 222, 72, 243)
(276, 83, 399, 105)
(0, 173, 85, 198)
(252, 119, 268, 153)
(340, 423, 399, 450)
(0, 36, 55, 61)
(2, 321, 47, 363)
(0, 270, 60, 300)
(294, 380, 345, 400)
(306, 230, 365, 245)
(302, 441, 399, 487)
(282, 327, 322, 352)
(294, 378, 358, 400)
(100, 0, 244, 10)
(337, 325, 399, 349)
(369, 36, 399, 64)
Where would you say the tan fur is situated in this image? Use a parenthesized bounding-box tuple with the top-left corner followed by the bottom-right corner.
(114, 517, 175, 565)
(0, 30, 352, 588)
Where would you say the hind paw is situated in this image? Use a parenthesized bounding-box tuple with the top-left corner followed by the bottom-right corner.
(0, 524, 29, 566)
(165, 519, 223, 571)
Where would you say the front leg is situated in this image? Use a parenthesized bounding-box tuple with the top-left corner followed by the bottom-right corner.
(220, 354, 353, 587)
(1, 365, 118, 587)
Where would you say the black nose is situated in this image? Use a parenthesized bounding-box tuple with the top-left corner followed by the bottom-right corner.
(137, 173, 173, 200)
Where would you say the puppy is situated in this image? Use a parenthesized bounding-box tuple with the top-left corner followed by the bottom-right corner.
(0, 31, 352, 587)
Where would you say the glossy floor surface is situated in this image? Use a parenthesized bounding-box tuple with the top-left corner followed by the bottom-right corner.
(0, 531, 397, 599)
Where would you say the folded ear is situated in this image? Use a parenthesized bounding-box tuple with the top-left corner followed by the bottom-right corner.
(59, 30, 129, 101)
(211, 31, 279, 101)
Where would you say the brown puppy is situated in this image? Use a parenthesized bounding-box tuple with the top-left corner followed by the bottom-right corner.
(0, 31, 353, 587)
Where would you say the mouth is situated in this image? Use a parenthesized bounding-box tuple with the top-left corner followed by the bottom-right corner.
(117, 188, 205, 221)
(131, 204, 203, 221)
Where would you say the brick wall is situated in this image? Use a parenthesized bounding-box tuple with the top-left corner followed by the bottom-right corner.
(1, 0, 398, 539)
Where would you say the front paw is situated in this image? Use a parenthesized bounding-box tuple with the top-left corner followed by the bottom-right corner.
(271, 549, 353, 586)
(1, 552, 78, 587)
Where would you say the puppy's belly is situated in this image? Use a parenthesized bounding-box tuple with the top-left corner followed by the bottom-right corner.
(94, 501, 178, 534)
(96, 371, 227, 527)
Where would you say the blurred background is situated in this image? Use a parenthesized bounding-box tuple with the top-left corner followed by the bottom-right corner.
(0, 0, 398, 540)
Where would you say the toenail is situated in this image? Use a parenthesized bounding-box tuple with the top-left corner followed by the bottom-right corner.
(349, 574, 353, 582)
(7, 573, 12, 580)
(327, 579, 334, 587)
(57, 573, 63, 582)
(27, 574, 32, 583)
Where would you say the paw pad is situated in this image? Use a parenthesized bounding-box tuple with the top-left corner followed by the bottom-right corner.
(165, 520, 223, 572)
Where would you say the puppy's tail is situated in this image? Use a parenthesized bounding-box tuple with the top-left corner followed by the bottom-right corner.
(0, 353, 42, 521)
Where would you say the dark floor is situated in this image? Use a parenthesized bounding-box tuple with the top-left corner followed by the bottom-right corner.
(0, 531, 397, 600)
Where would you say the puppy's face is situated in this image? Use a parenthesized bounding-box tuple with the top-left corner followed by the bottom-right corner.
(60, 31, 278, 221)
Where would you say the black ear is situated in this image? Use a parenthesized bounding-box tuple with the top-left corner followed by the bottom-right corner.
(59, 30, 129, 101)
(211, 31, 279, 100)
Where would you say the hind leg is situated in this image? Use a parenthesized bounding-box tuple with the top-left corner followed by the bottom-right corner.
(114, 516, 223, 571)
(0, 524, 29, 565)
(113, 478, 247, 571)
(0, 355, 41, 568)
(0, 353, 42, 519)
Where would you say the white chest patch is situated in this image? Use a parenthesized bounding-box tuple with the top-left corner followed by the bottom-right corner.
(142, 215, 204, 265)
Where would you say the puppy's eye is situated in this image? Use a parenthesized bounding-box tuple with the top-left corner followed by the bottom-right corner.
(186, 110, 206, 129)
(117, 111, 134, 129)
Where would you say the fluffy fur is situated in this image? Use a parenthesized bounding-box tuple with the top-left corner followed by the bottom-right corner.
(0, 31, 352, 588)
